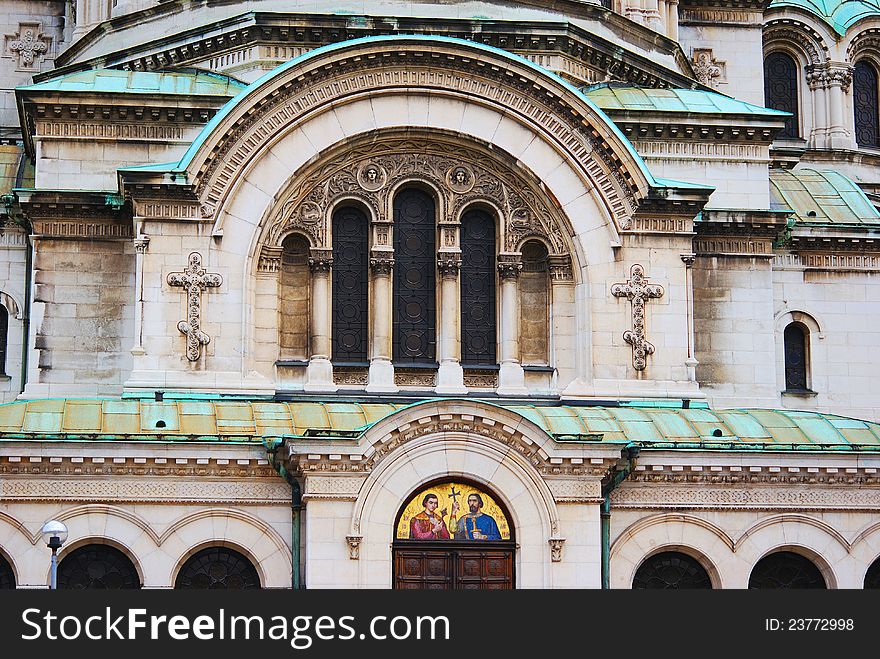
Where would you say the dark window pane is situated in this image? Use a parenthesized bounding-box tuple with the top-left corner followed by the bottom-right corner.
(854, 60, 879, 148)
(749, 551, 826, 589)
(0, 304, 7, 376)
(57, 544, 141, 589)
(632, 551, 712, 589)
(784, 322, 808, 390)
(865, 557, 880, 588)
(175, 547, 261, 590)
(332, 206, 369, 361)
(460, 209, 496, 365)
(393, 188, 436, 363)
(764, 52, 800, 138)
(0, 553, 14, 589)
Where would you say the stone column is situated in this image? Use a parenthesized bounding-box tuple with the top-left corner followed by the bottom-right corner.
(826, 64, 854, 149)
(305, 248, 336, 392)
(130, 233, 149, 357)
(497, 254, 527, 396)
(666, 0, 679, 41)
(436, 253, 467, 394)
(807, 70, 828, 148)
(681, 253, 698, 382)
(366, 251, 398, 393)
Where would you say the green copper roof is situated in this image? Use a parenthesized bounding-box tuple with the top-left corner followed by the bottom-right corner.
(582, 84, 790, 117)
(0, 399, 878, 450)
(770, 168, 880, 225)
(18, 68, 247, 97)
(769, 0, 880, 35)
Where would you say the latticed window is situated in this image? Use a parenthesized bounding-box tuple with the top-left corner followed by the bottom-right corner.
(854, 60, 879, 148)
(0, 553, 14, 589)
(764, 52, 800, 139)
(460, 208, 497, 365)
(57, 544, 141, 589)
(279, 234, 310, 358)
(175, 547, 261, 589)
(865, 557, 880, 588)
(632, 551, 712, 589)
(749, 551, 826, 588)
(393, 188, 436, 364)
(783, 322, 809, 391)
(332, 206, 369, 362)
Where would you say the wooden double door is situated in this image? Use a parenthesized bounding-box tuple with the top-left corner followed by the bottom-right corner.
(393, 542, 515, 589)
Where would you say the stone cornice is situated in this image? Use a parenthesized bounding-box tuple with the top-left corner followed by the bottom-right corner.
(16, 190, 133, 240)
(49, 13, 694, 89)
(611, 116, 783, 143)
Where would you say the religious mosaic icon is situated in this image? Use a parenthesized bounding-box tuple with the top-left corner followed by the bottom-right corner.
(396, 482, 511, 541)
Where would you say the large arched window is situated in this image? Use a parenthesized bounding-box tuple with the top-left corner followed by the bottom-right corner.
(764, 52, 800, 139)
(632, 551, 713, 589)
(783, 321, 809, 391)
(749, 551, 826, 588)
(0, 552, 14, 589)
(57, 544, 141, 589)
(854, 60, 879, 148)
(175, 547, 261, 589)
(460, 208, 496, 365)
(519, 241, 550, 365)
(393, 188, 436, 364)
(279, 234, 310, 358)
(332, 205, 369, 362)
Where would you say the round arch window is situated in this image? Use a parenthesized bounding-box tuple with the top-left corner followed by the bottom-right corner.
(57, 544, 141, 589)
(0, 552, 15, 589)
(175, 547, 261, 589)
(864, 556, 880, 588)
(749, 551, 826, 589)
(632, 551, 712, 589)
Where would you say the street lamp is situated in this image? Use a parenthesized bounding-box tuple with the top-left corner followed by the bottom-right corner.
(40, 520, 68, 590)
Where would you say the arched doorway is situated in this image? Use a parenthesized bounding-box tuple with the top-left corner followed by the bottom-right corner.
(57, 544, 141, 589)
(392, 480, 515, 589)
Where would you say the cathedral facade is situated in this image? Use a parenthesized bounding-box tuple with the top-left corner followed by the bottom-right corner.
(0, 0, 879, 589)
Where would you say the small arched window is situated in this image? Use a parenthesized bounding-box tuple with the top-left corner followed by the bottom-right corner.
(854, 60, 879, 148)
(175, 547, 261, 589)
(632, 551, 713, 589)
(332, 205, 369, 362)
(865, 556, 880, 588)
(749, 551, 826, 589)
(57, 544, 141, 589)
(764, 52, 800, 139)
(783, 321, 809, 391)
(519, 241, 550, 365)
(279, 234, 310, 359)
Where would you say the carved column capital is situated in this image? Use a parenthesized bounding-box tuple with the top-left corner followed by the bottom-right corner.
(549, 536, 566, 563)
(498, 254, 523, 280)
(346, 535, 363, 560)
(438, 254, 462, 279)
(134, 236, 150, 254)
(369, 253, 394, 277)
(308, 248, 333, 274)
(680, 253, 696, 268)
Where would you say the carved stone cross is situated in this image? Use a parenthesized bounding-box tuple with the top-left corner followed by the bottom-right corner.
(167, 252, 222, 361)
(611, 264, 664, 371)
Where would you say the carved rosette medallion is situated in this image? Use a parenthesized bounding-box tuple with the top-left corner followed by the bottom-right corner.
(357, 163, 387, 192)
(166, 252, 223, 362)
(611, 264, 664, 371)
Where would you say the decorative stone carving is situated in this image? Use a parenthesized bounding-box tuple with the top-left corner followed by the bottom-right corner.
(265, 132, 574, 259)
(437, 254, 462, 279)
(611, 264, 664, 371)
(447, 165, 475, 194)
(357, 163, 386, 192)
(346, 535, 363, 560)
(308, 248, 333, 274)
(691, 49, 724, 87)
(498, 254, 523, 280)
(806, 63, 854, 92)
(549, 537, 566, 562)
(763, 21, 828, 66)
(4, 23, 51, 71)
(369, 253, 394, 276)
(133, 236, 150, 254)
(167, 252, 223, 362)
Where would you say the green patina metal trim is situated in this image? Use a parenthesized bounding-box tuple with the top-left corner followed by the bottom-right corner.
(584, 83, 791, 117)
(171, 34, 659, 188)
(769, 0, 880, 35)
(770, 168, 880, 226)
(17, 68, 247, 97)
